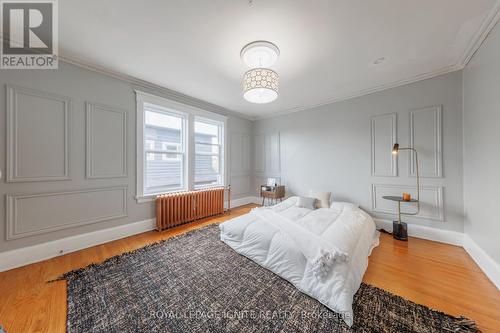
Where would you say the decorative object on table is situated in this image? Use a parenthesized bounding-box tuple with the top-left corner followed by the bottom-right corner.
(266, 177, 278, 187)
(260, 185, 285, 206)
(382, 143, 421, 241)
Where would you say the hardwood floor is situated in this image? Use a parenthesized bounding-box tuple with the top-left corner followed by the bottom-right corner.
(1, 204, 499, 332)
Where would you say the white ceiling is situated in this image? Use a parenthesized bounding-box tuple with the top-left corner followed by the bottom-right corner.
(60, 0, 499, 119)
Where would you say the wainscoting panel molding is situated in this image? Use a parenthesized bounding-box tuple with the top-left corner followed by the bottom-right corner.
(229, 174, 251, 196)
(6, 85, 71, 182)
(371, 113, 398, 177)
(86, 102, 128, 178)
(254, 134, 265, 173)
(6, 186, 128, 240)
(265, 132, 281, 175)
(254, 132, 281, 191)
(409, 105, 443, 178)
(229, 132, 250, 173)
(229, 132, 251, 197)
(371, 184, 444, 221)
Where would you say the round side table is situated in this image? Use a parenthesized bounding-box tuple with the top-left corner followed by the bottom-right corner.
(382, 196, 419, 241)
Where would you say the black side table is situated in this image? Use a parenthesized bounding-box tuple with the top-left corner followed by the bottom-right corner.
(382, 196, 419, 241)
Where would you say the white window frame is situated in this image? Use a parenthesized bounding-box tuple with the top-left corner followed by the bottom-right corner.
(135, 90, 227, 203)
(143, 104, 187, 195)
(194, 116, 224, 189)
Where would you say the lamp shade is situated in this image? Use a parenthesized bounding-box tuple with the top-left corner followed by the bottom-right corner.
(392, 143, 399, 155)
(243, 68, 279, 104)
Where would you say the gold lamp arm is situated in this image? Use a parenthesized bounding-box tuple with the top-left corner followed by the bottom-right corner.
(399, 147, 420, 216)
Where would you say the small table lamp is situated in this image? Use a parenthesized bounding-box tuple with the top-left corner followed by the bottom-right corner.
(382, 143, 421, 241)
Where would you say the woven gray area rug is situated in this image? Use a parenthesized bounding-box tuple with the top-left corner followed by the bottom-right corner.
(60, 224, 478, 333)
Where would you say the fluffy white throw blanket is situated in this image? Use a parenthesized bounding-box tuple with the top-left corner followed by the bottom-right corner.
(251, 207, 348, 280)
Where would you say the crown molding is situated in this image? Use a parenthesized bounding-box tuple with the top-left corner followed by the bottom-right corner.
(58, 55, 255, 121)
(252, 0, 500, 121)
(5, 0, 498, 123)
(254, 64, 463, 121)
(458, 0, 500, 67)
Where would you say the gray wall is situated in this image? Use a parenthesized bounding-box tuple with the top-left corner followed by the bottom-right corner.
(0, 61, 253, 252)
(253, 71, 464, 232)
(463, 22, 500, 264)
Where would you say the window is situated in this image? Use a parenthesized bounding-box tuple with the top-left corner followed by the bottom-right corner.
(136, 91, 226, 202)
(194, 118, 223, 188)
(144, 103, 186, 195)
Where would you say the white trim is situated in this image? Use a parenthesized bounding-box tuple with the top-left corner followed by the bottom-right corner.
(459, 0, 500, 66)
(193, 116, 225, 190)
(56, 55, 253, 121)
(85, 102, 128, 179)
(370, 113, 398, 177)
(409, 105, 443, 178)
(2, 199, 498, 292)
(6, 186, 128, 240)
(135, 91, 228, 201)
(0, 218, 155, 272)
(373, 218, 463, 246)
(31, 0, 495, 123)
(135, 90, 227, 122)
(226, 196, 261, 209)
(0, 195, 258, 272)
(6, 85, 72, 182)
(254, 2, 500, 121)
(371, 184, 444, 221)
(375, 218, 500, 290)
(463, 234, 500, 290)
(254, 65, 463, 121)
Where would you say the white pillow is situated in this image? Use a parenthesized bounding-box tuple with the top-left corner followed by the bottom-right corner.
(296, 197, 317, 209)
(308, 191, 331, 208)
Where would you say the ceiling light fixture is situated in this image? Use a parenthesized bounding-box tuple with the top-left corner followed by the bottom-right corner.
(243, 68, 279, 104)
(240, 41, 280, 68)
(241, 41, 280, 104)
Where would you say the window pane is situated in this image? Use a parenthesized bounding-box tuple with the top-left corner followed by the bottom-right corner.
(194, 120, 219, 144)
(143, 106, 185, 194)
(194, 118, 223, 188)
(145, 109, 183, 152)
(195, 155, 219, 174)
(195, 154, 220, 187)
(195, 143, 219, 155)
(195, 174, 221, 187)
(145, 152, 183, 192)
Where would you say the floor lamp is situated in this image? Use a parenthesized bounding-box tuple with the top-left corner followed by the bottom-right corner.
(383, 143, 421, 241)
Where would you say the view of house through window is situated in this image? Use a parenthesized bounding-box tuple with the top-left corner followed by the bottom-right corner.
(194, 118, 223, 188)
(138, 94, 225, 198)
(144, 104, 186, 195)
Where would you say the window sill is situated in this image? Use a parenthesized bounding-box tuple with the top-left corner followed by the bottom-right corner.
(135, 195, 155, 203)
(194, 185, 225, 190)
(136, 186, 225, 203)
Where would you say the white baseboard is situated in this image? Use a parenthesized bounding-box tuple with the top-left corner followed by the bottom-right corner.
(0, 218, 156, 272)
(227, 196, 261, 209)
(0, 196, 259, 272)
(373, 219, 464, 246)
(3, 202, 498, 293)
(463, 235, 500, 290)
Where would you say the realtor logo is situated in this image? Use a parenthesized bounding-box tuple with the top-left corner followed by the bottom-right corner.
(1, 0, 58, 69)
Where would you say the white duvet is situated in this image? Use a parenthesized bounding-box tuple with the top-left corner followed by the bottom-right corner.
(219, 197, 379, 326)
